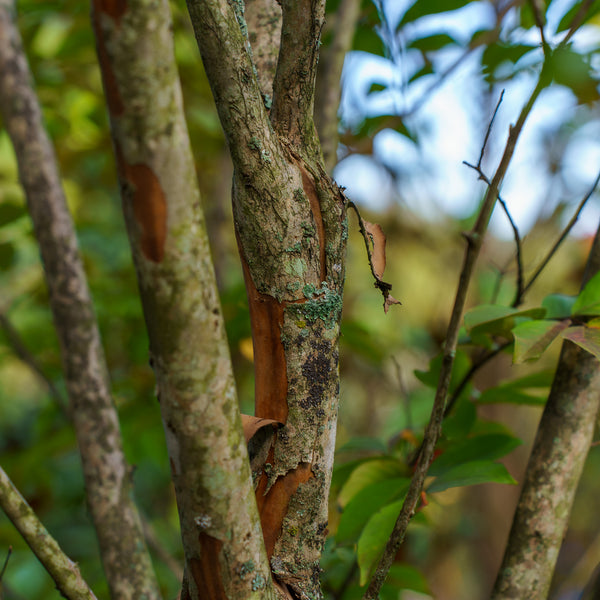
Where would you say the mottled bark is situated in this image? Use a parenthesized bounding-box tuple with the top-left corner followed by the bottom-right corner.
(245, 0, 281, 104)
(0, 3, 159, 599)
(186, 0, 347, 597)
(315, 0, 362, 172)
(90, 1, 275, 598)
(0, 467, 98, 600)
(491, 223, 600, 600)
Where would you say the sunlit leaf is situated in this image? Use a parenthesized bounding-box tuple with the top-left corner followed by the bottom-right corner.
(512, 319, 570, 363)
(337, 477, 409, 543)
(428, 460, 516, 493)
(572, 271, 600, 316)
(338, 457, 404, 507)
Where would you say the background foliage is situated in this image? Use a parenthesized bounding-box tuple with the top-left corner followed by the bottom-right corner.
(1, 1, 599, 599)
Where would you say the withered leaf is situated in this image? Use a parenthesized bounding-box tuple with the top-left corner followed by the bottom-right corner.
(384, 293, 401, 314)
(241, 414, 281, 443)
(364, 220, 387, 280)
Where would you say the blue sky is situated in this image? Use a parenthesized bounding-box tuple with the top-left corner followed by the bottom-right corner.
(334, 0, 600, 238)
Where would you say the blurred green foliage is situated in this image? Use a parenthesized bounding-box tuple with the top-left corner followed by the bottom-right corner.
(1, 0, 600, 599)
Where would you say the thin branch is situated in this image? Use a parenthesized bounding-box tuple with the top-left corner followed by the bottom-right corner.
(528, 0, 549, 54)
(560, 0, 595, 47)
(271, 0, 325, 160)
(443, 341, 512, 418)
(476, 90, 505, 169)
(0, 311, 68, 413)
(0, 3, 159, 597)
(363, 76, 545, 600)
(0, 467, 97, 600)
(185, 0, 281, 175)
(521, 169, 600, 298)
(0, 546, 11, 582)
(314, 0, 362, 172)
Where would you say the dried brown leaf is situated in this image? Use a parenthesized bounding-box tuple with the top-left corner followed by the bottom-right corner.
(241, 415, 281, 443)
(364, 220, 387, 279)
(384, 293, 401, 314)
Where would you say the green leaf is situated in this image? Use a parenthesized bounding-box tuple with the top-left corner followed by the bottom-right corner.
(548, 47, 600, 105)
(428, 460, 516, 493)
(464, 305, 546, 343)
(554, 0, 600, 33)
(384, 563, 430, 595)
(542, 294, 576, 319)
(512, 319, 570, 363)
(353, 26, 385, 56)
(0, 203, 25, 227)
(399, 0, 473, 28)
(442, 396, 476, 439)
(338, 458, 404, 507)
(357, 499, 403, 585)
(0, 242, 15, 270)
(561, 326, 600, 360)
(478, 370, 552, 406)
(337, 477, 409, 543)
(429, 434, 521, 476)
(572, 271, 600, 316)
(409, 34, 458, 53)
(481, 42, 539, 82)
(414, 349, 471, 393)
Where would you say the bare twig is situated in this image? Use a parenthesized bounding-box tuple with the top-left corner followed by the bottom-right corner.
(0, 467, 97, 600)
(476, 90, 505, 169)
(528, 0, 548, 53)
(0, 546, 11, 582)
(363, 77, 544, 599)
(521, 169, 600, 299)
(560, 0, 595, 47)
(0, 311, 68, 413)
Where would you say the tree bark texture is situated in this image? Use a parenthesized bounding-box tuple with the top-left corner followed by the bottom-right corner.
(491, 223, 600, 600)
(186, 0, 347, 597)
(0, 3, 160, 599)
(90, 0, 276, 598)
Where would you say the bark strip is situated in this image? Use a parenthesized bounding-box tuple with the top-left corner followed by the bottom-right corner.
(0, 3, 159, 598)
(491, 223, 600, 600)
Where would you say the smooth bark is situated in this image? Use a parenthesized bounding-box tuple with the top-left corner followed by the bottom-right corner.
(0, 3, 159, 598)
(491, 223, 600, 600)
(90, 0, 275, 598)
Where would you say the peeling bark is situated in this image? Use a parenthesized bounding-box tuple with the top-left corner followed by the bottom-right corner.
(186, 0, 347, 596)
(0, 3, 159, 598)
(91, 0, 275, 598)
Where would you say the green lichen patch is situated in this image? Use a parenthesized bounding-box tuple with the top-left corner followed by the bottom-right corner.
(294, 282, 342, 329)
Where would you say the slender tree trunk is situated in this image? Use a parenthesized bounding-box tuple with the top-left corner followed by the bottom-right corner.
(491, 223, 600, 599)
(90, 0, 276, 598)
(185, 0, 347, 596)
(0, 3, 160, 598)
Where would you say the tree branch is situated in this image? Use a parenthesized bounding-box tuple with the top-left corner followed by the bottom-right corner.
(271, 0, 325, 160)
(491, 220, 600, 599)
(0, 3, 159, 598)
(363, 77, 545, 600)
(185, 0, 281, 175)
(0, 467, 97, 600)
